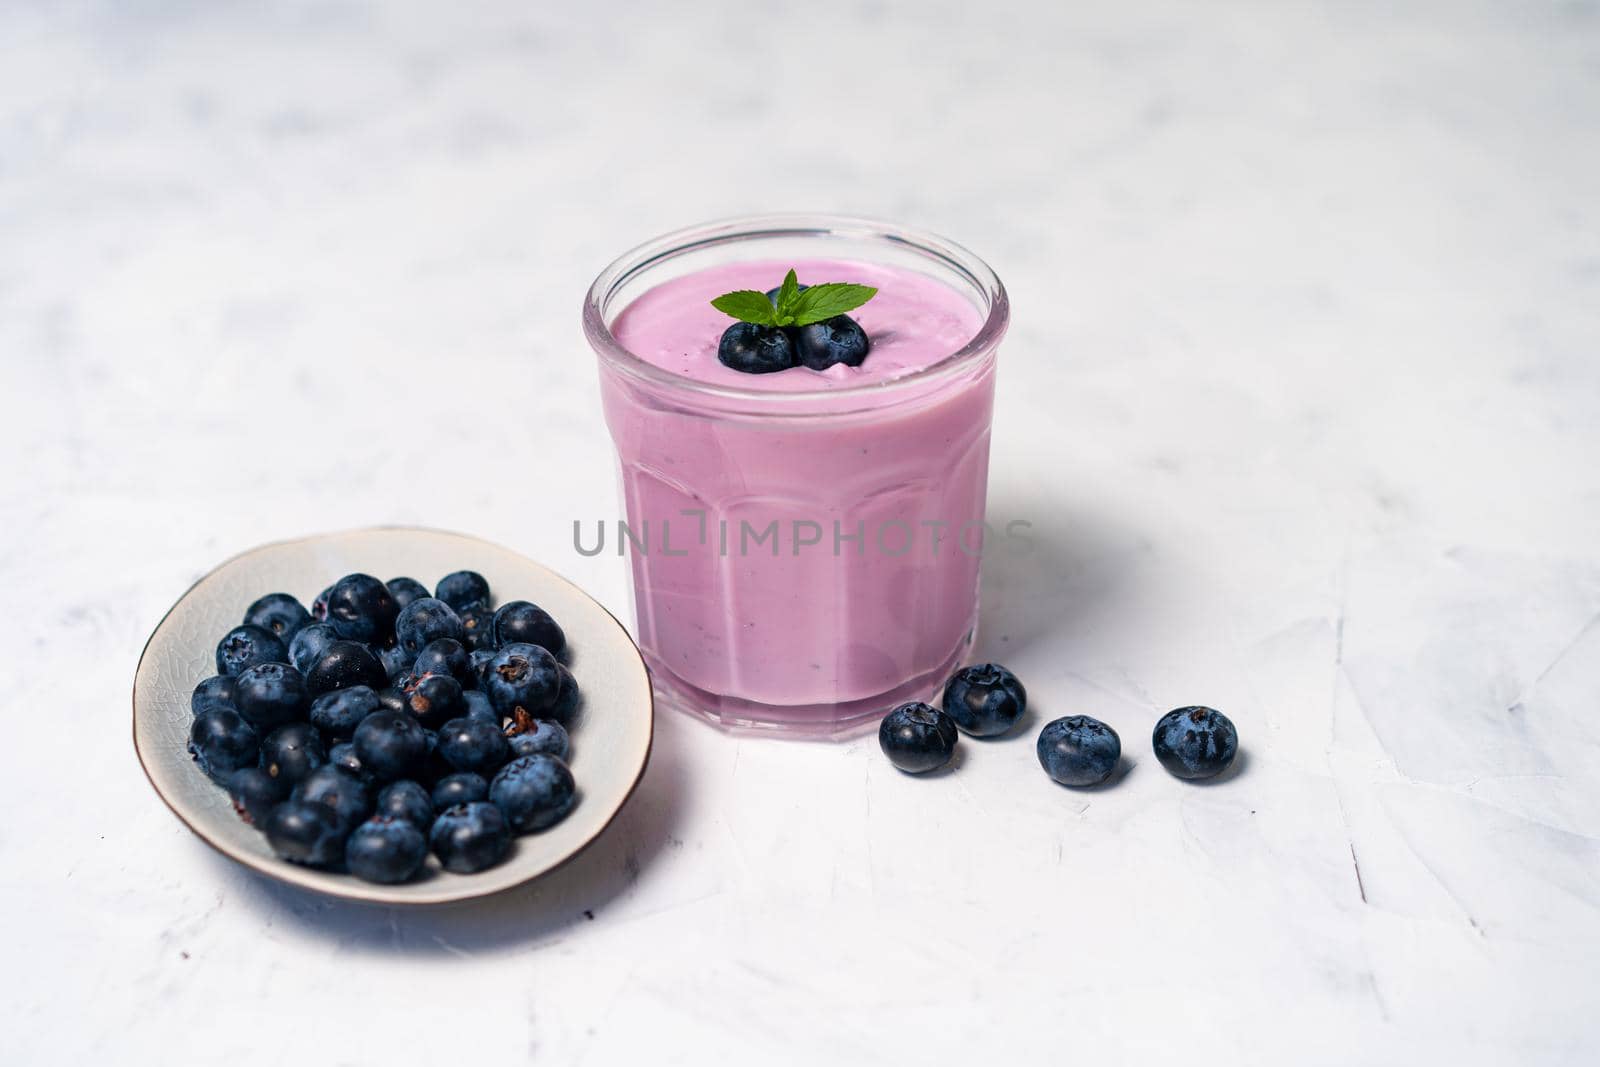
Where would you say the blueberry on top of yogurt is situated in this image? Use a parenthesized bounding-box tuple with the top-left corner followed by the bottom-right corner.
(712, 268, 877, 374)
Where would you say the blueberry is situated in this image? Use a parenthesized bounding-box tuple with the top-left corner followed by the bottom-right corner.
(226, 766, 287, 825)
(431, 772, 488, 809)
(416, 727, 454, 786)
(877, 702, 958, 774)
(375, 779, 433, 828)
(305, 640, 388, 696)
(469, 648, 497, 686)
(188, 708, 260, 780)
(215, 624, 288, 678)
(264, 800, 347, 867)
(402, 672, 467, 730)
(374, 643, 412, 684)
(717, 321, 796, 374)
(190, 675, 236, 716)
(309, 584, 335, 622)
(394, 597, 464, 657)
(288, 622, 339, 674)
(489, 754, 576, 834)
(324, 573, 399, 645)
(462, 689, 500, 725)
(1037, 716, 1121, 787)
(435, 570, 491, 612)
(1152, 706, 1239, 780)
(794, 315, 870, 370)
(941, 663, 1027, 738)
(436, 716, 511, 776)
(507, 718, 570, 762)
(385, 577, 431, 610)
(345, 816, 429, 884)
(260, 721, 326, 787)
(429, 802, 511, 873)
(232, 662, 308, 730)
(327, 742, 369, 781)
(548, 664, 580, 724)
(308, 685, 380, 741)
(493, 602, 565, 657)
(375, 686, 408, 715)
(243, 592, 311, 644)
(414, 638, 473, 689)
(293, 764, 372, 829)
(352, 709, 428, 782)
(459, 605, 497, 651)
(483, 643, 561, 716)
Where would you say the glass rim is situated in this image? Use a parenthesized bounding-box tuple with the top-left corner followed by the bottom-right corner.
(582, 213, 1010, 411)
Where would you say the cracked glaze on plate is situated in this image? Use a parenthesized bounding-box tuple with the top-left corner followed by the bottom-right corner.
(132, 527, 653, 905)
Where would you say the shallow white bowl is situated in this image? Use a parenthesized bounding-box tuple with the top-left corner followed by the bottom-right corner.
(133, 527, 653, 905)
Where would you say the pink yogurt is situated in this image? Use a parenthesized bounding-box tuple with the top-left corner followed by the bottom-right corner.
(592, 247, 1004, 736)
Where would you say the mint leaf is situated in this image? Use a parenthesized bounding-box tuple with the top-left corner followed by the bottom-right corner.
(710, 290, 778, 326)
(773, 269, 803, 324)
(788, 283, 878, 326)
(713, 272, 878, 330)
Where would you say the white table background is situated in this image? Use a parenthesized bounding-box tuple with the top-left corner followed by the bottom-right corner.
(4, 1, 1598, 1063)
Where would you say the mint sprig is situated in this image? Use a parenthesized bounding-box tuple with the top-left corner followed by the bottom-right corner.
(711, 269, 877, 328)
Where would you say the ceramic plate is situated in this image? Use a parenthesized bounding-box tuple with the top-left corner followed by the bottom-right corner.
(133, 527, 653, 905)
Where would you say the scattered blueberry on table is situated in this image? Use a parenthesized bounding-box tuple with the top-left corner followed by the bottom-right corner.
(877, 702, 959, 774)
(941, 662, 1027, 738)
(878, 662, 1243, 793)
(186, 570, 580, 884)
(1036, 715, 1121, 787)
(1151, 706, 1238, 781)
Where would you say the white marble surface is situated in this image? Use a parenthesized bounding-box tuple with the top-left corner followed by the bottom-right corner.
(4, 1, 1599, 1063)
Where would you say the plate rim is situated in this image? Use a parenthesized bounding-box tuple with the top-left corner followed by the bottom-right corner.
(131, 525, 654, 907)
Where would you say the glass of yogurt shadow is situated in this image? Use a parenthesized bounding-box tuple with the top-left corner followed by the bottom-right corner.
(583, 215, 1009, 737)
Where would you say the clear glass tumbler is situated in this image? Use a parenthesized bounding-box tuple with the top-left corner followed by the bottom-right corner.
(584, 215, 1009, 737)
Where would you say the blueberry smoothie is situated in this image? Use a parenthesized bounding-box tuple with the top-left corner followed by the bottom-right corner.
(613, 260, 980, 391)
(585, 218, 1008, 735)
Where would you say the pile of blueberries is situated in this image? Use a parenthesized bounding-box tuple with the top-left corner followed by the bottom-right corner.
(717, 284, 870, 374)
(187, 570, 580, 884)
(879, 663, 1240, 785)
